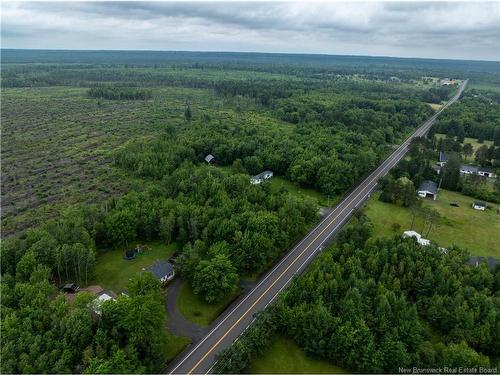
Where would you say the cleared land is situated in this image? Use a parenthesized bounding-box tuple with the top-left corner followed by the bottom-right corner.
(92, 241, 178, 293)
(364, 190, 500, 257)
(177, 282, 241, 327)
(250, 335, 346, 374)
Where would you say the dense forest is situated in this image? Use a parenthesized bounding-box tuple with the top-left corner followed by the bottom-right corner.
(433, 90, 500, 143)
(215, 216, 498, 373)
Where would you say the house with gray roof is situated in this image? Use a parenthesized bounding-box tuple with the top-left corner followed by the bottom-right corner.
(417, 180, 438, 200)
(147, 260, 175, 286)
(460, 165, 479, 175)
(466, 256, 500, 272)
(437, 151, 448, 167)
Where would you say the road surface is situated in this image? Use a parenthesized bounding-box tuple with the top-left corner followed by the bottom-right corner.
(168, 79, 468, 375)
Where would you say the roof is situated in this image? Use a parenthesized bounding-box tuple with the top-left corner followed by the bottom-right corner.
(403, 230, 421, 240)
(466, 256, 500, 272)
(253, 170, 273, 180)
(473, 201, 486, 207)
(205, 154, 215, 163)
(460, 165, 479, 173)
(147, 260, 174, 279)
(418, 180, 438, 194)
(439, 152, 448, 163)
(478, 166, 493, 173)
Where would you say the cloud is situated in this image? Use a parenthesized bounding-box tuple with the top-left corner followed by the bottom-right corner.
(2, 1, 499, 60)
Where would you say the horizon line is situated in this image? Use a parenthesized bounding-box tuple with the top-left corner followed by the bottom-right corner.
(3, 47, 499, 64)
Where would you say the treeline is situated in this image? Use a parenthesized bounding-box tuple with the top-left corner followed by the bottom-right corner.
(87, 86, 152, 100)
(432, 90, 500, 143)
(1, 270, 168, 373)
(215, 217, 498, 373)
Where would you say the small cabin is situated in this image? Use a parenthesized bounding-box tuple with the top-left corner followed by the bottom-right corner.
(250, 170, 273, 185)
(205, 154, 215, 164)
(63, 283, 80, 293)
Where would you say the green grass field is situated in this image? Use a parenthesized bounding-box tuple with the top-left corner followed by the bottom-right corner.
(435, 133, 494, 161)
(92, 241, 178, 292)
(165, 333, 191, 363)
(269, 176, 331, 206)
(364, 190, 500, 257)
(176, 282, 241, 327)
(250, 335, 346, 374)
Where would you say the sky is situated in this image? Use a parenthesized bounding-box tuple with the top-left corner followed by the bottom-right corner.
(2, 1, 500, 61)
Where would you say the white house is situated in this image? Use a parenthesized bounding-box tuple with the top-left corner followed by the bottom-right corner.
(478, 167, 496, 178)
(403, 230, 431, 246)
(472, 201, 486, 211)
(417, 180, 438, 200)
(460, 165, 479, 175)
(250, 170, 273, 185)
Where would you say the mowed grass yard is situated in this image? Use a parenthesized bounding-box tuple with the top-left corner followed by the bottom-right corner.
(250, 335, 346, 374)
(177, 282, 241, 327)
(364, 190, 500, 257)
(92, 241, 178, 292)
(269, 176, 331, 206)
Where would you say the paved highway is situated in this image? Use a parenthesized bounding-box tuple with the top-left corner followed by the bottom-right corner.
(168, 79, 468, 375)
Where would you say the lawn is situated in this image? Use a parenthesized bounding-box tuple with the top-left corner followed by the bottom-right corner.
(250, 335, 346, 374)
(92, 241, 178, 292)
(165, 332, 191, 363)
(269, 176, 331, 206)
(176, 282, 241, 327)
(364, 190, 500, 257)
(434, 133, 493, 161)
(426, 103, 443, 112)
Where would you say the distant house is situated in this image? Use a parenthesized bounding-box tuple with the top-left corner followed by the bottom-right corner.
(440, 78, 457, 86)
(250, 170, 273, 185)
(478, 167, 496, 178)
(472, 201, 487, 211)
(147, 260, 175, 286)
(460, 165, 479, 175)
(437, 151, 448, 167)
(466, 256, 500, 272)
(90, 290, 117, 316)
(403, 230, 430, 246)
(205, 154, 215, 164)
(460, 165, 496, 178)
(417, 180, 438, 200)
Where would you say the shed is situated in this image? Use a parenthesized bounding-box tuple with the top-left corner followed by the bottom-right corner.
(63, 283, 80, 293)
(90, 290, 117, 316)
(417, 180, 438, 200)
(147, 260, 175, 286)
(205, 154, 215, 164)
(466, 256, 500, 272)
